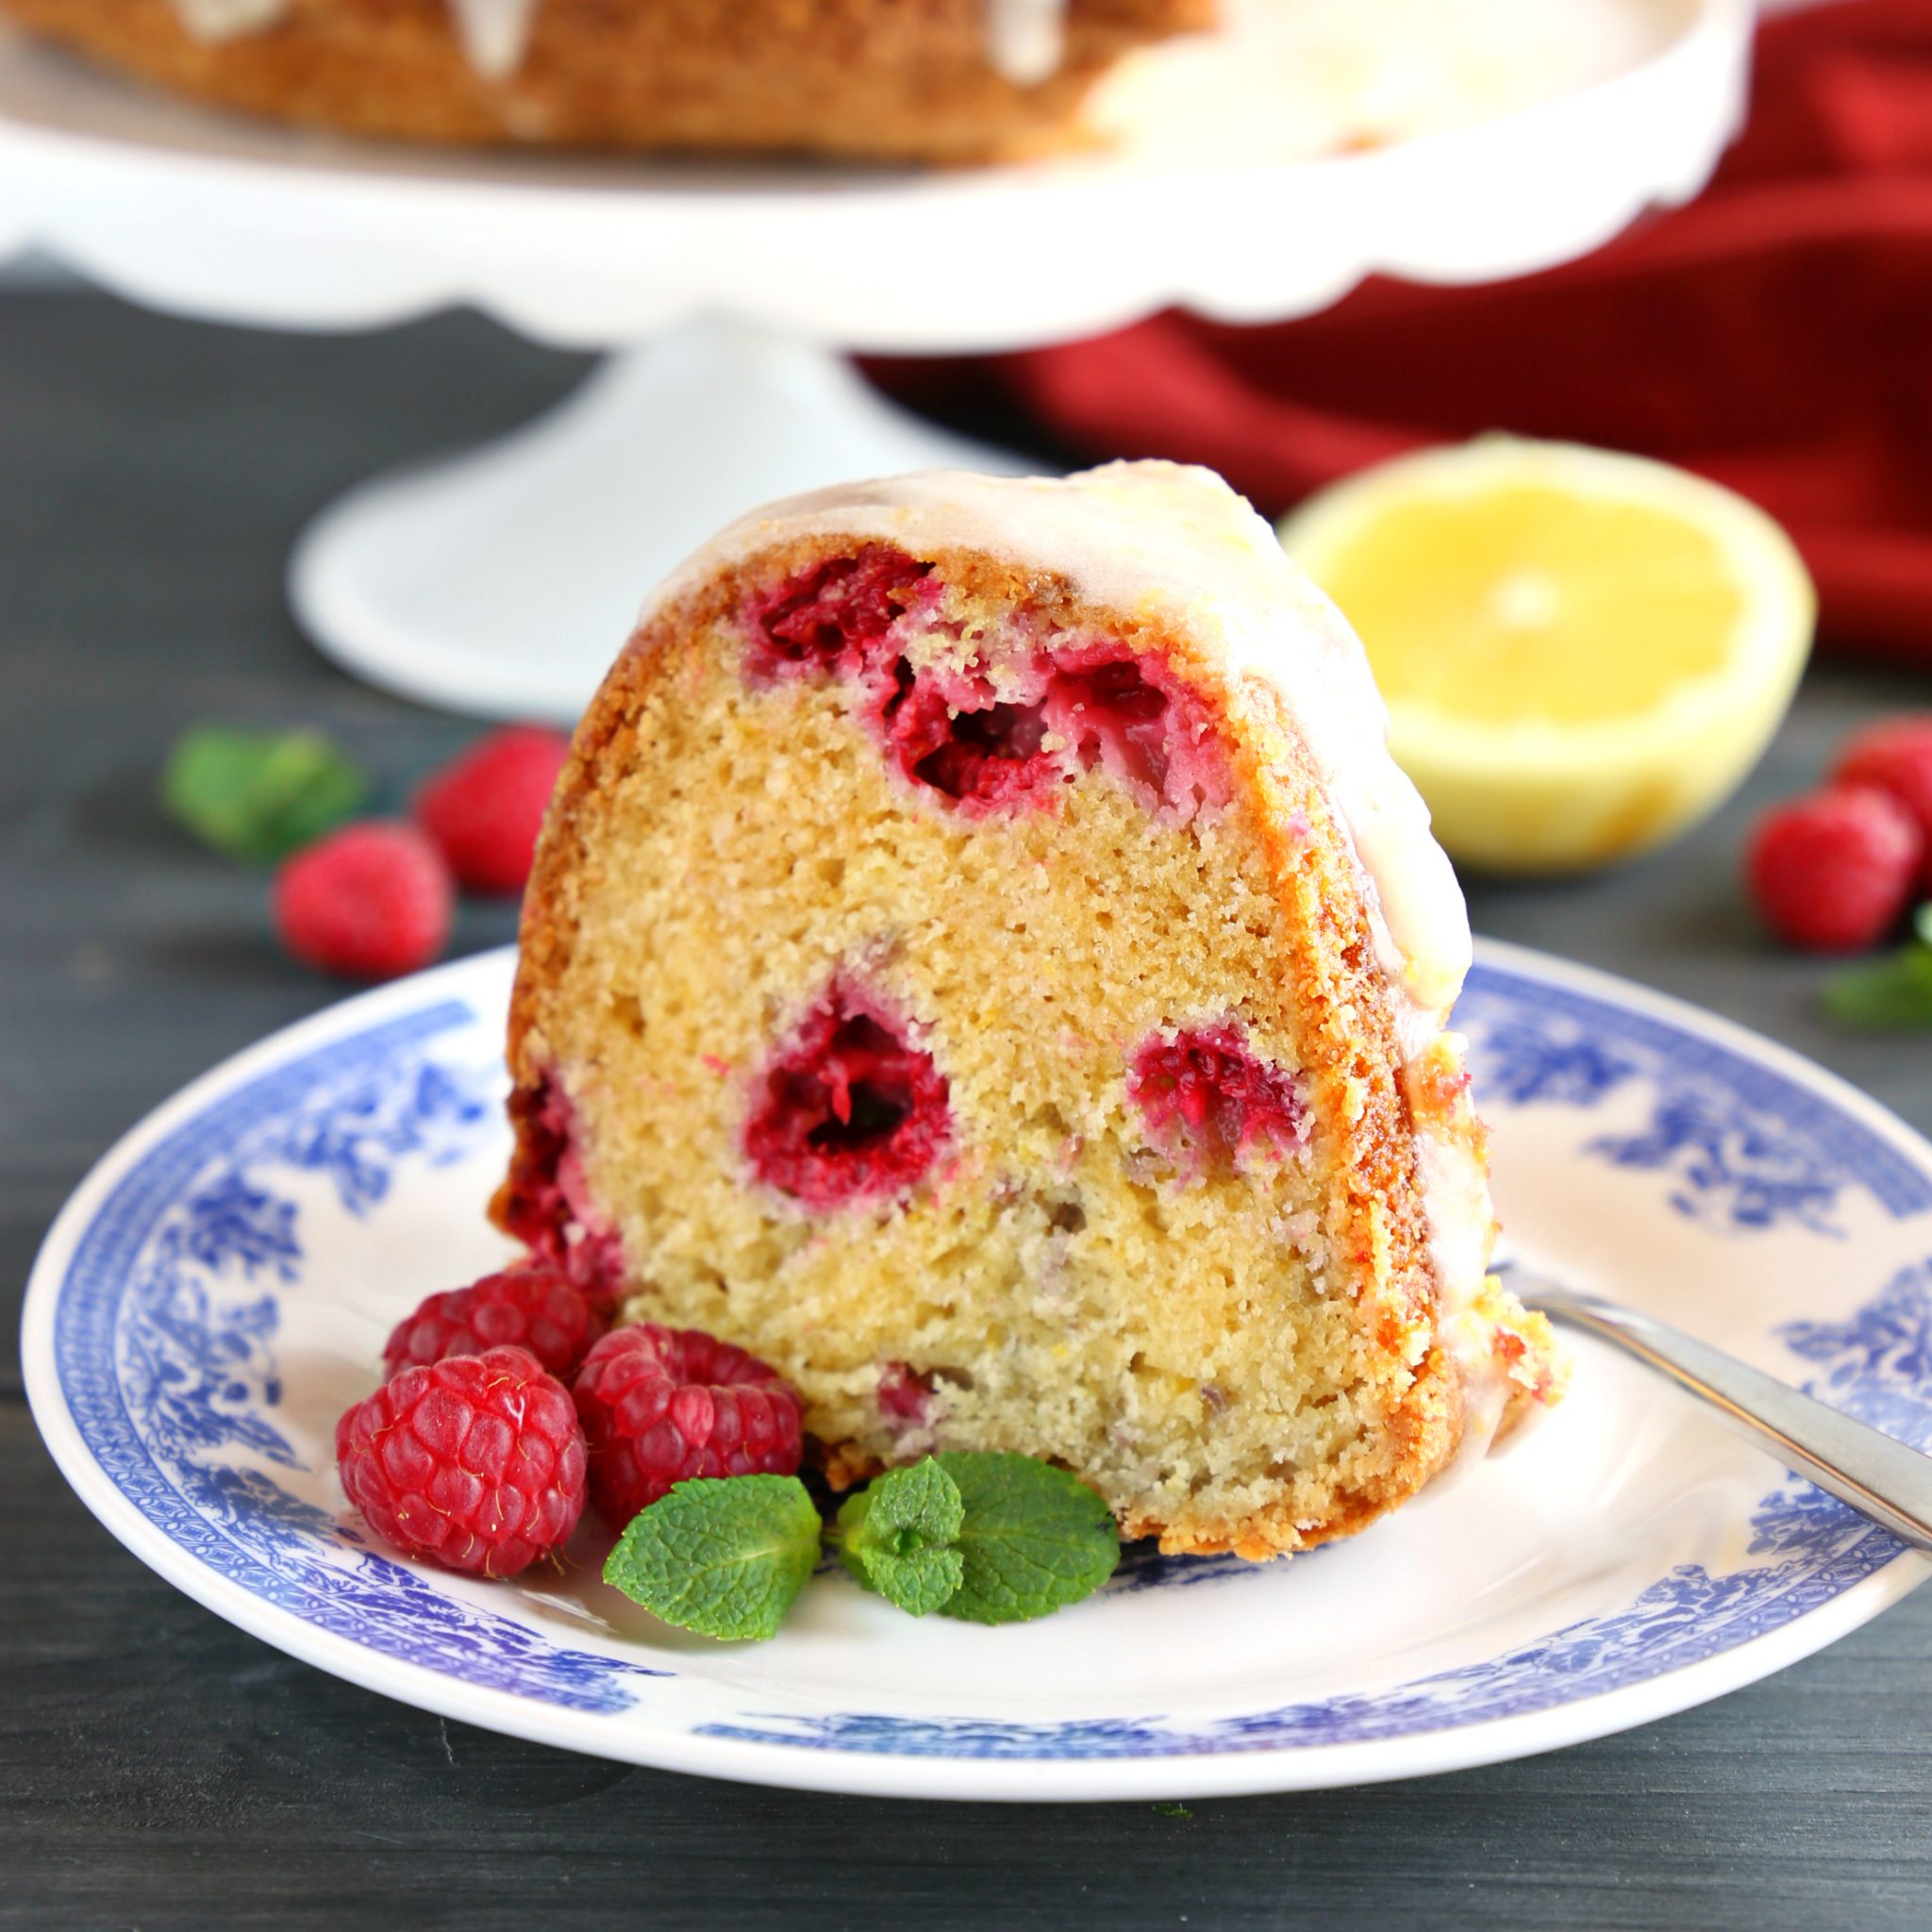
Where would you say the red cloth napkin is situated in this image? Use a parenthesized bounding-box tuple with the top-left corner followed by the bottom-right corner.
(872, 1, 1932, 658)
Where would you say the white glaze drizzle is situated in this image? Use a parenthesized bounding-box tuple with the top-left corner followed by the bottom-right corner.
(985, 0, 1069, 87)
(164, 0, 1070, 90)
(166, 0, 540, 80)
(444, 0, 544, 82)
(169, 0, 287, 41)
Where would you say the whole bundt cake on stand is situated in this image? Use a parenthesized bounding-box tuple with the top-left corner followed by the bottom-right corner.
(0, 0, 1213, 161)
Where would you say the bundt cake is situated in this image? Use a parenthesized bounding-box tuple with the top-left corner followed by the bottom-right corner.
(1, 0, 1213, 162)
(492, 461, 1562, 1560)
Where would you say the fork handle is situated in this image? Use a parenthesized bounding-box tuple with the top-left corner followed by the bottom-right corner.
(1518, 1277, 1932, 1557)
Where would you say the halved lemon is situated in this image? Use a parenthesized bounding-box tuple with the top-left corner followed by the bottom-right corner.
(1278, 436, 1816, 873)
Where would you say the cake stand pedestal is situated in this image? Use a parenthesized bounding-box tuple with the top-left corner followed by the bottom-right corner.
(0, 0, 1752, 720)
(289, 322, 1023, 721)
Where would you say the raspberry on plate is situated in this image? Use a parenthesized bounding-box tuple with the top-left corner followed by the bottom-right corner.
(336, 1345, 586, 1577)
(1833, 716, 1932, 878)
(1746, 785, 1923, 953)
(415, 724, 571, 896)
(382, 1261, 607, 1382)
(573, 1324, 804, 1527)
(273, 820, 453, 982)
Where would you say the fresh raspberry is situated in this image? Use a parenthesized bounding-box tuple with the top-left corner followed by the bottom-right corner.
(1746, 785, 1922, 952)
(415, 725, 571, 896)
(573, 1324, 804, 1527)
(335, 1346, 587, 1577)
(382, 1261, 607, 1382)
(1833, 717, 1932, 880)
(273, 820, 453, 981)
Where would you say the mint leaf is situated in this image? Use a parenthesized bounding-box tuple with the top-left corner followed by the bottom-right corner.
(868, 1457, 965, 1552)
(603, 1474, 821, 1641)
(1823, 940, 1932, 1030)
(835, 1482, 875, 1582)
(838, 1457, 964, 1616)
(933, 1452, 1119, 1624)
(162, 725, 368, 863)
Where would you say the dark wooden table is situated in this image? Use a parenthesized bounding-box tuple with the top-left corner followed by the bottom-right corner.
(4, 290, 1929, 1932)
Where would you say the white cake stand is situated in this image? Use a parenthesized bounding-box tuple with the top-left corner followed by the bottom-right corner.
(0, 0, 1751, 720)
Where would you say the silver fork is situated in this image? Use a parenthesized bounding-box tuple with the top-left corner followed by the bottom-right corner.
(1510, 1271, 1932, 1557)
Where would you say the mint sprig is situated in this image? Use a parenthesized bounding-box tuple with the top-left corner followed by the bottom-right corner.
(161, 725, 368, 863)
(933, 1452, 1121, 1624)
(1824, 907, 1932, 1030)
(603, 1453, 1121, 1641)
(603, 1474, 822, 1641)
(837, 1457, 965, 1616)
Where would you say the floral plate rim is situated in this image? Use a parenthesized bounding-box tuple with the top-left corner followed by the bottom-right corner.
(22, 938, 1932, 1802)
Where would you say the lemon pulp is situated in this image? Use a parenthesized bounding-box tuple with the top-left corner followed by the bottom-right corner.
(1325, 486, 1744, 725)
(1279, 438, 1815, 874)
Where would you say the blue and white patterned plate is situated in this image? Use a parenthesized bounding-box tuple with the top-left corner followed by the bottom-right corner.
(23, 941, 1932, 1801)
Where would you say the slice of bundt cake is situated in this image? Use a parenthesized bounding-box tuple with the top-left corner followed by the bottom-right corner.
(493, 461, 1562, 1559)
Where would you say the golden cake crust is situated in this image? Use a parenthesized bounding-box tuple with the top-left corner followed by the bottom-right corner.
(1, 0, 1212, 161)
(494, 524, 1551, 1559)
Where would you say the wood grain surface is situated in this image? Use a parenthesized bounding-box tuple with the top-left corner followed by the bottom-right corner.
(2, 291, 1928, 1932)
